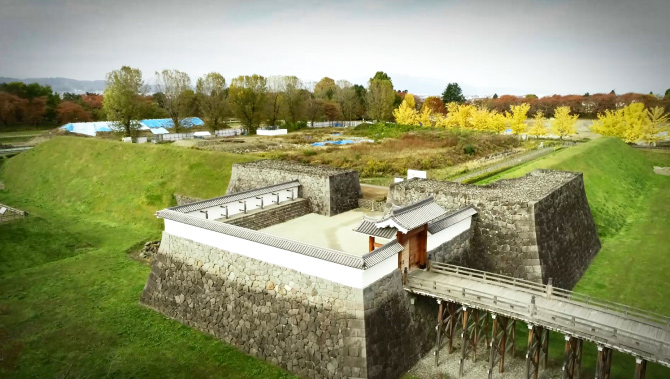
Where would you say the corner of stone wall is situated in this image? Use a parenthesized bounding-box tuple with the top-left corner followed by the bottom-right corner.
(532, 173, 601, 289)
(362, 269, 436, 379)
(140, 233, 370, 378)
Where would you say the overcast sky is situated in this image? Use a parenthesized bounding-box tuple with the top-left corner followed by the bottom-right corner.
(1, 0, 669, 96)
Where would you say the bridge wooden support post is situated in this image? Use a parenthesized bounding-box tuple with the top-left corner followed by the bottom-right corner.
(540, 328, 550, 369)
(561, 336, 582, 379)
(595, 345, 612, 379)
(435, 300, 443, 367)
(525, 324, 542, 379)
(435, 301, 461, 367)
(635, 357, 647, 379)
(459, 306, 472, 377)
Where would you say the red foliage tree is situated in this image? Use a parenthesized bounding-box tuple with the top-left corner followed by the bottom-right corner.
(0, 92, 28, 126)
(56, 101, 93, 124)
(81, 94, 103, 109)
(422, 96, 447, 114)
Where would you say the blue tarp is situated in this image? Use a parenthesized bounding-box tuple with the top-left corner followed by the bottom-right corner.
(60, 122, 114, 136)
(311, 139, 373, 147)
(140, 117, 204, 129)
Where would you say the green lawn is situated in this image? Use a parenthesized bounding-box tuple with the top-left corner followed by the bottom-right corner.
(483, 140, 670, 378)
(0, 137, 298, 378)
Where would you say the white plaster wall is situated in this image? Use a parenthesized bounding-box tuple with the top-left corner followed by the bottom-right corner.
(163, 219, 397, 288)
(185, 187, 298, 220)
(257, 129, 288, 136)
(427, 217, 472, 251)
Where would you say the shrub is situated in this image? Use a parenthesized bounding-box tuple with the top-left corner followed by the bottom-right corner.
(302, 149, 317, 157)
(464, 145, 476, 155)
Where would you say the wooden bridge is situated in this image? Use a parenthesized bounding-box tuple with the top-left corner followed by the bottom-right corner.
(404, 262, 670, 379)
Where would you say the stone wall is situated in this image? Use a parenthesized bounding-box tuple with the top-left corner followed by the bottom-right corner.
(357, 199, 387, 212)
(363, 270, 437, 379)
(141, 233, 368, 378)
(226, 160, 362, 216)
(387, 170, 600, 288)
(429, 222, 475, 266)
(174, 194, 204, 206)
(329, 172, 364, 215)
(222, 199, 312, 230)
(533, 173, 601, 289)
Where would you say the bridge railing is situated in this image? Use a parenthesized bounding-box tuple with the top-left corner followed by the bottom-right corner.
(429, 262, 670, 329)
(408, 273, 670, 365)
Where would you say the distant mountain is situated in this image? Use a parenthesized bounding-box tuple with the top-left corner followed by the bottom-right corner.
(0, 77, 106, 94)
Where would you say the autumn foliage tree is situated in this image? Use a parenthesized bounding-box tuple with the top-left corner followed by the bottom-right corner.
(392, 94, 418, 125)
(422, 96, 446, 114)
(0, 92, 28, 126)
(56, 101, 92, 124)
(528, 111, 547, 138)
(506, 103, 530, 135)
(551, 106, 578, 139)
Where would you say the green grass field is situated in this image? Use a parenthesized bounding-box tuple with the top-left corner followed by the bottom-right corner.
(481, 139, 670, 378)
(0, 137, 298, 378)
(1, 136, 669, 377)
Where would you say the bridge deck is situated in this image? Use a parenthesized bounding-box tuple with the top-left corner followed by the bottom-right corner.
(405, 263, 670, 367)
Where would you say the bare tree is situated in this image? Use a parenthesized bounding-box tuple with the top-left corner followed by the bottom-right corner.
(154, 69, 192, 132)
(265, 76, 284, 127)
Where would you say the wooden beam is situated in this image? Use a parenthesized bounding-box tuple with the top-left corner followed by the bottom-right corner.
(526, 324, 542, 379)
(562, 336, 582, 379)
(435, 300, 443, 366)
(635, 358, 647, 379)
(595, 345, 612, 379)
(368, 236, 375, 252)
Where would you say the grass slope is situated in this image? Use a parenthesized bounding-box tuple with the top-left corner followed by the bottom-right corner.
(0, 137, 298, 378)
(481, 139, 670, 378)
(479, 138, 653, 238)
(1, 137, 256, 233)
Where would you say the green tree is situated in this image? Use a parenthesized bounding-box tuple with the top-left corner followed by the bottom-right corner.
(665, 88, 670, 99)
(281, 76, 306, 124)
(371, 71, 392, 85)
(441, 83, 465, 104)
(366, 78, 394, 122)
(492, 93, 498, 99)
(154, 69, 192, 132)
(229, 75, 267, 134)
(335, 80, 358, 121)
(314, 77, 337, 100)
(196, 72, 229, 131)
(102, 66, 145, 137)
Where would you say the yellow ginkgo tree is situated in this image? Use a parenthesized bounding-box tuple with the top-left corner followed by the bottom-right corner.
(506, 103, 530, 135)
(416, 105, 433, 126)
(551, 106, 578, 139)
(641, 106, 669, 145)
(528, 111, 548, 138)
(392, 94, 418, 125)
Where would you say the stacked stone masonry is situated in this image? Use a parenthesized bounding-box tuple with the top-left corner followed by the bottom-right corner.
(387, 170, 600, 289)
(141, 233, 440, 379)
(226, 160, 362, 216)
(222, 199, 312, 230)
(429, 222, 475, 266)
(141, 233, 368, 378)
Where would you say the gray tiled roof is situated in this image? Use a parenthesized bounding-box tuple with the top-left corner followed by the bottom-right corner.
(427, 206, 478, 234)
(157, 209, 402, 269)
(377, 196, 447, 231)
(168, 180, 300, 213)
(353, 218, 398, 239)
(362, 240, 404, 267)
